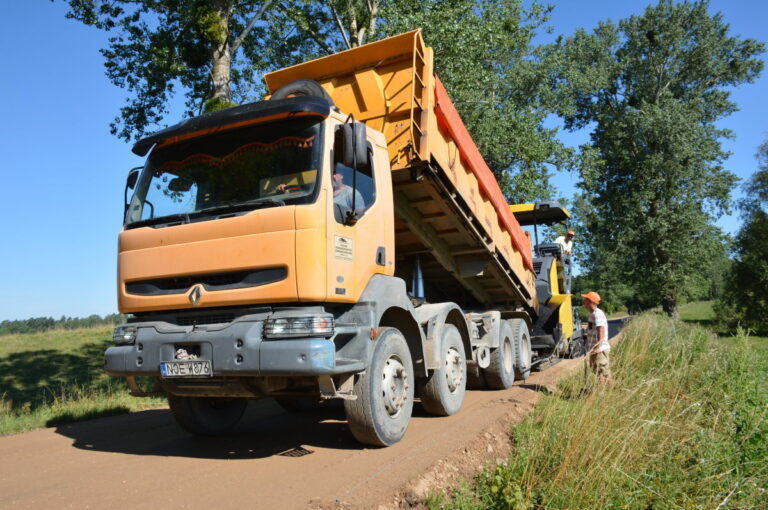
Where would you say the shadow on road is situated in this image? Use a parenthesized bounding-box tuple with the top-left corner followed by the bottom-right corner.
(54, 398, 365, 460)
(53, 318, 633, 460)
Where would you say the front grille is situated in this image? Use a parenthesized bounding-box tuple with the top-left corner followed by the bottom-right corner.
(176, 314, 235, 326)
(533, 261, 543, 274)
(126, 267, 287, 296)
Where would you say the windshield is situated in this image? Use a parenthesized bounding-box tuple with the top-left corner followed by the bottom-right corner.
(125, 117, 323, 227)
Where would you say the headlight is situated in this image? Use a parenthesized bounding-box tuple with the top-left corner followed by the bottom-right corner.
(113, 325, 137, 345)
(264, 317, 334, 338)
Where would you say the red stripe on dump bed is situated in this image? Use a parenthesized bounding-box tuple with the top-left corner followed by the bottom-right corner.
(433, 76, 533, 272)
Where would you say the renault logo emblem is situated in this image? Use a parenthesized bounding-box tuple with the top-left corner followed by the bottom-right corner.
(188, 285, 203, 306)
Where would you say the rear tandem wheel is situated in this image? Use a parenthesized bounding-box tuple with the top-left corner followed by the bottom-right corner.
(419, 324, 467, 416)
(511, 318, 532, 381)
(484, 321, 516, 389)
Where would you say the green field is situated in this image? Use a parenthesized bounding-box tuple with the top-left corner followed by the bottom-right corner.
(0, 326, 165, 435)
(436, 306, 767, 509)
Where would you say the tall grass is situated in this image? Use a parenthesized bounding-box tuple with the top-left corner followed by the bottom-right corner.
(442, 314, 767, 509)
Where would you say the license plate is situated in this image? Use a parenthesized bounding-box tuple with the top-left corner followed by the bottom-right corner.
(160, 360, 212, 378)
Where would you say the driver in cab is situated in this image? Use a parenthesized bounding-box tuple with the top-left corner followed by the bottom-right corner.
(333, 164, 365, 209)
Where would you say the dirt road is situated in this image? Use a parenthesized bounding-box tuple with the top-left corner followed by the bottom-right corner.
(0, 320, 626, 509)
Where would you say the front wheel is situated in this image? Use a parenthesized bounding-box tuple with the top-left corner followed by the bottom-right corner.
(419, 324, 466, 416)
(168, 395, 247, 436)
(344, 327, 414, 446)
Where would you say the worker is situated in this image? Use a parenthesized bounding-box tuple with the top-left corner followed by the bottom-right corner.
(555, 230, 575, 256)
(582, 291, 613, 386)
(333, 164, 365, 210)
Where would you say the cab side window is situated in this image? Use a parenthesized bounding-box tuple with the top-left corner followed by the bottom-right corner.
(333, 145, 375, 224)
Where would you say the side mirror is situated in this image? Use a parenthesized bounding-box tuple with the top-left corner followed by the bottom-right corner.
(335, 123, 367, 169)
(124, 167, 142, 215)
(126, 167, 140, 190)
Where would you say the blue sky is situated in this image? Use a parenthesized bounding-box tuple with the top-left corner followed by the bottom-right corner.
(0, 1, 765, 321)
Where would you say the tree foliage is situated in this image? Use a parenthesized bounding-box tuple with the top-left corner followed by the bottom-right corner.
(381, 0, 573, 201)
(550, 0, 764, 317)
(58, 0, 389, 141)
(60, 0, 569, 201)
(718, 140, 768, 332)
(0, 314, 126, 336)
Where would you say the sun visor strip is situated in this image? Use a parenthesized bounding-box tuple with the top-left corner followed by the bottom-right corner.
(132, 97, 331, 157)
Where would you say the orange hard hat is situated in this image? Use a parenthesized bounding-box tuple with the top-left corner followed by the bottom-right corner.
(581, 291, 601, 304)
(567, 230, 576, 236)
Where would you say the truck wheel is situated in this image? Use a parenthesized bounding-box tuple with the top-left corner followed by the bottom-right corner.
(511, 319, 532, 381)
(419, 324, 466, 416)
(484, 321, 516, 389)
(167, 395, 247, 436)
(270, 79, 335, 105)
(344, 327, 414, 446)
(466, 364, 487, 389)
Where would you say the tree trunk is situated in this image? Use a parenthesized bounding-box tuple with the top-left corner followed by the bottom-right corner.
(662, 297, 679, 319)
(347, 0, 379, 47)
(210, 43, 232, 105)
(207, 2, 234, 110)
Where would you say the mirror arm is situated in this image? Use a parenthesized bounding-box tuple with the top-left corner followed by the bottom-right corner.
(124, 166, 142, 219)
(349, 121, 358, 217)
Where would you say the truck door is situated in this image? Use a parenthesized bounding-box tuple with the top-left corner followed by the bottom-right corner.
(327, 135, 394, 302)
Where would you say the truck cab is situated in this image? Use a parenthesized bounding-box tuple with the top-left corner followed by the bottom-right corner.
(106, 31, 548, 447)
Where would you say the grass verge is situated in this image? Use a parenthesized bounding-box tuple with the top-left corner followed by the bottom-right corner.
(437, 314, 767, 509)
(0, 326, 165, 435)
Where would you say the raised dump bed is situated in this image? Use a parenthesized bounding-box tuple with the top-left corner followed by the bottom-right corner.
(266, 30, 535, 312)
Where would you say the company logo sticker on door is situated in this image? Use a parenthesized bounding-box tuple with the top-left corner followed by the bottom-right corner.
(334, 235, 354, 261)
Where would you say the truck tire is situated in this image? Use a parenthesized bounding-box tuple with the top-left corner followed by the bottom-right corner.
(511, 319, 532, 381)
(484, 321, 516, 389)
(270, 79, 335, 105)
(466, 364, 487, 389)
(344, 327, 414, 446)
(167, 395, 247, 436)
(419, 324, 466, 416)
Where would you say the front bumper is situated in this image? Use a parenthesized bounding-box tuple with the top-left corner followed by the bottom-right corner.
(104, 314, 366, 378)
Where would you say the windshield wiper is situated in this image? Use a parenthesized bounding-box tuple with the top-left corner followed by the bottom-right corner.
(127, 213, 191, 229)
(196, 197, 286, 216)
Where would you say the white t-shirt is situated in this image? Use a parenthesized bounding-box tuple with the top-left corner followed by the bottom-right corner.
(555, 235, 573, 255)
(334, 186, 365, 209)
(588, 308, 610, 353)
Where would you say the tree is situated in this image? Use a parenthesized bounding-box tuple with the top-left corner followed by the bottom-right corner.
(61, 0, 282, 140)
(718, 139, 768, 332)
(59, 0, 390, 142)
(381, 0, 574, 202)
(550, 0, 764, 317)
(61, 0, 568, 201)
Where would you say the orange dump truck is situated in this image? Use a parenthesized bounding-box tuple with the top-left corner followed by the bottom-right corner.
(107, 30, 543, 446)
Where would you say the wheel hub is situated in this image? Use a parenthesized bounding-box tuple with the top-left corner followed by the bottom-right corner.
(444, 347, 464, 392)
(382, 356, 409, 416)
